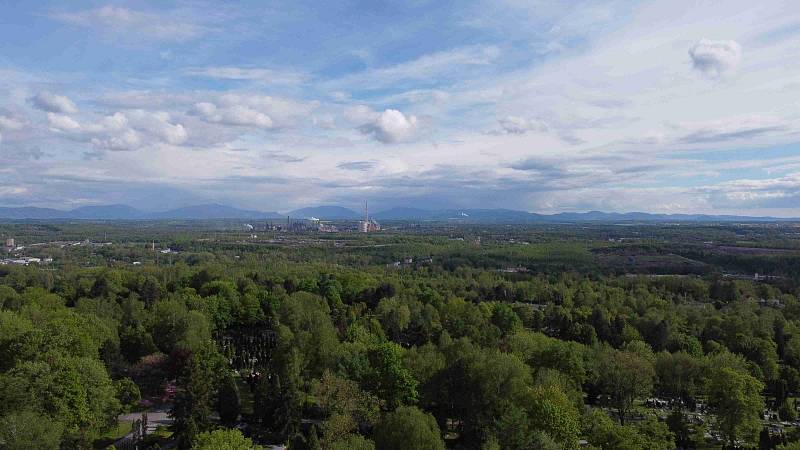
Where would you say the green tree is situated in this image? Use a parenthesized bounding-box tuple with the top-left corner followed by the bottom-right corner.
(494, 405, 534, 450)
(784, 335, 800, 370)
(525, 383, 580, 448)
(254, 328, 303, 439)
(595, 347, 655, 424)
(583, 409, 672, 450)
(150, 300, 211, 354)
(583, 409, 644, 450)
(192, 428, 264, 450)
(217, 373, 242, 427)
(635, 416, 675, 450)
(490, 303, 521, 336)
(666, 410, 694, 448)
(707, 367, 764, 448)
(374, 406, 444, 450)
(115, 377, 141, 412)
(307, 425, 321, 450)
(367, 342, 419, 409)
(279, 292, 341, 379)
(0, 355, 120, 447)
(328, 434, 376, 450)
(779, 398, 797, 421)
(434, 341, 531, 444)
(311, 370, 381, 445)
(654, 351, 702, 402)
(376, 298, 411, 341)
(0, 410, 63, 450)
(508, 331, 588, 387)
(171, 345, 225, 449)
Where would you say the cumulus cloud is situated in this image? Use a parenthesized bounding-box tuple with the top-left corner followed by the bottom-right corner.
(359, 109, 418, 143)
(497, 116, 549, 134)
(90, 129, 142, 151)
(32, 92, 78, 114)
(47, 113, 81, 132)
(45, 109, 187, 151)
(191, 102, 273, 129)
(689, 39, 741, 76)
(0, 115, 24, 131)
(87, 110, 186, 150)
(9, 2, 800, 215)
(45, 111, 141, 150)
(53, 6, 204, 41)
(127, 110, 188, 145)
(188, 94, 317, 130)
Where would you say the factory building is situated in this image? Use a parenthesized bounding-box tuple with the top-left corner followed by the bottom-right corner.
(359, 201, 381, 233)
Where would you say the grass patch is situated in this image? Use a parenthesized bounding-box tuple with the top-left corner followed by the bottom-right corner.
(140, 425, 174, 447)
(93, 419, 133, 449)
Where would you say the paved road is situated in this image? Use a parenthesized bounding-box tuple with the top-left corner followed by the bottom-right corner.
(115, 407, 173, 448)
(119, 408, 173, 434)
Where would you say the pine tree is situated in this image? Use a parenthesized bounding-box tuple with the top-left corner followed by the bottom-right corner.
(171, 345, 224, 449)
(217, 373, 242, 426)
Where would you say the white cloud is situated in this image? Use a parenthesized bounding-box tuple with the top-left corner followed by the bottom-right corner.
(698, 173, 800, 210)
(44, 109, 187, 151)
(359, 109, 419, 143)
(8, 0, 800, 216)
(217, 94, 318, 121)
(0, 186, 27, 196)
(127, 110, 188, 145)
(90, 129, 142, 151)
(330, 45, 500, 89)
(497, 116, 549, 134)
(32, 92, 78, 114)
(53, 6, 204, 41)
(675, 115, 788, 145)
(188, 94, 317, 130)
(47, 113, 81, 132)
(101, 112, 128, 131)
(689, 39, 742, 76)
(184, 66, 305, 85)
(344, 105, 378, 124)
(0, 115, 24, 131)
(191, 103, 273, 129)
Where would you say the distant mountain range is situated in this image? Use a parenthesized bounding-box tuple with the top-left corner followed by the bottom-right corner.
(373, 208, 799, 223)
(0, 204, 796, 222)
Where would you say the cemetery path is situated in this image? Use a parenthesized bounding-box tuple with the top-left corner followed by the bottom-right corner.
(115, 407, 173, 448)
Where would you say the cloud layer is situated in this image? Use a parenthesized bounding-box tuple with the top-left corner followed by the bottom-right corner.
(1, 0, 800, 216)
(53, 5, 206, 41)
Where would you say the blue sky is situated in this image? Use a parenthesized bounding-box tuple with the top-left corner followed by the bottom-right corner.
(1, 1, 800, 215)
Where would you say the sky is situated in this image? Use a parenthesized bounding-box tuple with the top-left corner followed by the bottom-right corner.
(1, 0, 800, 215)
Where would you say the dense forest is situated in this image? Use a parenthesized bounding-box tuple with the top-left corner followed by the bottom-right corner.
(1, 221, 800, 449)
